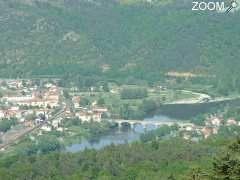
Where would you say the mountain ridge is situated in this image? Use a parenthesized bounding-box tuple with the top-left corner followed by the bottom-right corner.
(0, 0, 240, 93)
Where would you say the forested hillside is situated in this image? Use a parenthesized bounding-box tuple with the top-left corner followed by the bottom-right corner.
(0, 136, 239, 180)
(0, 0, 240, 90)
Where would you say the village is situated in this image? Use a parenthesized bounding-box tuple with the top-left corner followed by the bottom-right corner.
(0, 79, 240, 151)
(0, 79, 109, 149)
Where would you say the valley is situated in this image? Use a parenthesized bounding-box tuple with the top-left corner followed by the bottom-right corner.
(0, 0, 240, 179)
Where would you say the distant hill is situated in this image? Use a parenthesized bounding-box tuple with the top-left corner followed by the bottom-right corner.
(0, 0, 239, 91)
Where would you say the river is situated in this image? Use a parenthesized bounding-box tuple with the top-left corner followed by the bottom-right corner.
(65, 115, 181, 153)
(65, 98, 240, 152)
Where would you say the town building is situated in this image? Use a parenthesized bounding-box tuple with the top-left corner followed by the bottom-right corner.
(201, 127, 211, 139)
(227, 118, 238, 126)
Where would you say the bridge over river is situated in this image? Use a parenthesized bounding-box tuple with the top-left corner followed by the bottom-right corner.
(108, 119, 194, 129)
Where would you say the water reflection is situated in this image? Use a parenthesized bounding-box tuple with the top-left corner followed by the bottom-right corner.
(65, 123, 164, 152)
(133, 124, 157, 132)
(65, 129, 139, 153)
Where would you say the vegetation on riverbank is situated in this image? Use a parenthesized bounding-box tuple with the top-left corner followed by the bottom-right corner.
(61, 118, 117, 146)
(0, 134, 239, 180)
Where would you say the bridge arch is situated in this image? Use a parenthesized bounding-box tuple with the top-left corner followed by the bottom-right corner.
(119, 122, 132, 128)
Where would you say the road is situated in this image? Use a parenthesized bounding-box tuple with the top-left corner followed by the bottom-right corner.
(165, 90, 240, 105)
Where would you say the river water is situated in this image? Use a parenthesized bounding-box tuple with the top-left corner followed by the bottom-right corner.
(65, 130, 139, 152)
(65, 115, 180, 152)
(66, 99, 240, 152)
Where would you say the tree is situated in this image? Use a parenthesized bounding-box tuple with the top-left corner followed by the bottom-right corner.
(63, 90, 70, 99)
(120, 104, 132, 120)
(0, 119, 14, 132)
(120, 88, 148, 100)
(102, 82, 109, 92)
(186, 166, 204, 180)
(38, 135, 61, 154)
(167, 174, 176, 180)
(207, 138, 240, 179)
(97, 97, 105, 106)
(25, 113, 36, 121)
(80, 97, 90, 107)
(191, 115, 205, 126)
(140, 99, 157, 114)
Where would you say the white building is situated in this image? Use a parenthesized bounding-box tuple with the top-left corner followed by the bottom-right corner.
(0, 111, 5, 119)
(76, 112, 92, 122)
(41, 125, 52, 132)
(211, 117, 222, 127)
(52, 118, 62, 128)
(186, 126, 193, 131)
(227, 119, 237, 126)
(4, 95, 34, 102)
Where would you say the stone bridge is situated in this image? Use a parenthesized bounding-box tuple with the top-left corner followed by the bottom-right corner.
(109, 119, 194, 129)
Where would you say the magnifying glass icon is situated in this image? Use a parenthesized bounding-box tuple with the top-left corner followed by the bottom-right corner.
(226, 1, 238, 12)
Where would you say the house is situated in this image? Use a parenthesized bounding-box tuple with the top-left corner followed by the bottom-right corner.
(227, 118, 237, 126)
(2, 92, 56, 108)
(64, 108, 75, 119)
(3, 95, 34, 102)
(46, 99, 59, 108)
(76, 111, 92, 122)
(41, 125, 52, 132)
(45, 83, 54, 88)
(17, 99, 45, 107)
(75, 107, 106, 122)
(15, 97, 59, 108)
(52, 118, 62, 128)
(186, 126, 193, 131)
(201, 127, 211, 139)
(5, 86, 60, 108)
(0, 111, 5, 119)
(101, 64, 110, 72)
(182, 132, 190, 140)
(91, 101, 97, 106)
(19, 118, 25, 123)
(92, 112, 102, 122)
(94, 107, 108, 113)
(72, 96, 80, 108)
(211, 117, 222, 126)
(43, 87, 60, 108)
(57, 127, 64, 132)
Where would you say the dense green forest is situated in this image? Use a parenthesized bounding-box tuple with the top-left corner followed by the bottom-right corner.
(0, 135, 239, 180)
(0, 0, 240, 93)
